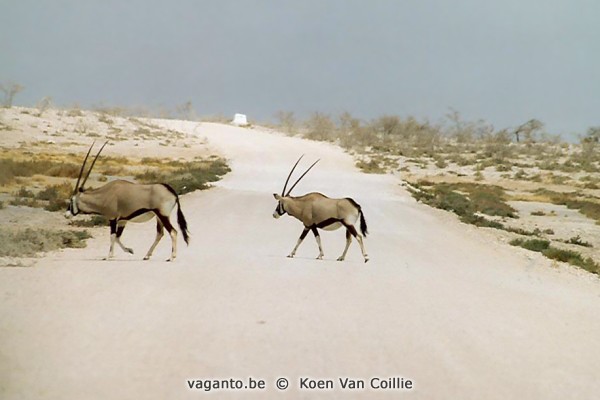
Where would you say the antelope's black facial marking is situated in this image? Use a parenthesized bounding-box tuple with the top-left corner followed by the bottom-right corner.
(273, 201, 286, 218)
(66, 196, 79, 216)
(276, 202, 286, 215)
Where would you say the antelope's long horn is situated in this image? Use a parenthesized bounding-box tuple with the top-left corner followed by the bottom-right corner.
(285, 159, 320, 196)
(282, 155, 304, 195)
(79, 141, 108, 191)
(73, 141, 95, 194)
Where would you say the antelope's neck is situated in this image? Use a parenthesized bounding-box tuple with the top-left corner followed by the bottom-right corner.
(77, 192, 103, 214)
(283, 197, 303, 219)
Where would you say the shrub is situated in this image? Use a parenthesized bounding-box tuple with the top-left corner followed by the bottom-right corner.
(510, 238, 599, 275)
(36, 182, 73, 212)
(69, 215, 108, 227)
(565, 235, 593, 248)
(542, 248, 598, 274)
(0, 228, 92, 257)
(510, 238, 550, 252)
(356, 159, 386, 174)
(135, 159, 230, 195)
(0, 158, 80, 185)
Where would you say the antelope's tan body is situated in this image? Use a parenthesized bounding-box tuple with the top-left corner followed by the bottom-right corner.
(65, 142, 190, 261)
(76, 180, 177, 221)
(273, 156, 369, 263)
(279, 192, 360, 231)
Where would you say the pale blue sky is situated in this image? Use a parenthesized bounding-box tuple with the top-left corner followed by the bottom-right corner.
(1, 0, 599, 139)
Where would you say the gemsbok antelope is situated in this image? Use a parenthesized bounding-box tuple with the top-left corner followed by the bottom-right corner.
(273, 156, 369, 263)
(65, 141, 190, 261)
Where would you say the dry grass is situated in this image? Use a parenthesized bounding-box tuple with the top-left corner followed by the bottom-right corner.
(0, 227, 92, 257)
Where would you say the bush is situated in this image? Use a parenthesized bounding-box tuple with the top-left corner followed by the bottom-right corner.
(135, 159, 230, 195)
(36, 182, 73, 212)
(565, 235, 593, 248)
(0, 228, 92, 257)
(509, 238, 550, 252)
(0, 158, 80, 185)
(542, 248, 599, 274)
(510, 238, 599, 275)
(69, 215, 108, 227)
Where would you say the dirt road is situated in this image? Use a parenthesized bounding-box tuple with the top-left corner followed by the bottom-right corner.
(1, 122, 599, 399)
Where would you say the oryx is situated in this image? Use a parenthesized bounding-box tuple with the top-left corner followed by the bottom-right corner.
(65, 141, 190, 261)
(273, 156, 369, 263)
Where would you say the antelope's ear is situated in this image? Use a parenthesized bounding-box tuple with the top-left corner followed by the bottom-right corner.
(273, 193, 281, 200)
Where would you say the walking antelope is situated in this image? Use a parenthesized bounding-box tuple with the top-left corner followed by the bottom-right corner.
(273, 156, 369, 263)
(65, 142, 190, 261)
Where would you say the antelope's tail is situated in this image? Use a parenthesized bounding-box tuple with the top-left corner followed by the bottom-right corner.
(347, 197, 368, 237)
(162, 183, 190, 244)
(359, 209, 368, 237)
(176, 197, 190, 245)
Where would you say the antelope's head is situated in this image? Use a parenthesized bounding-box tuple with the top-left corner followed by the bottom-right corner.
(273, 155, 319, 219)
(65, 141, 107, 218)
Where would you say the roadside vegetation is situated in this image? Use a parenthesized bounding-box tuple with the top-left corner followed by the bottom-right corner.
(0, 228, 92, 258)
(0, 107, 230, 262)
(271, 110, 600, 276)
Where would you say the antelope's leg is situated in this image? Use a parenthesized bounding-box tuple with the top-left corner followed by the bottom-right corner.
(288, 227, 309, 258)
(144, 219, 164, 260)
(311, 226, 324, 260)
(106, 219, 117, 260)
(115, 222, 134, 254)
(347, 224, 369, 263)
(338, 229, 352, 261)
(157, 214, 177, 261)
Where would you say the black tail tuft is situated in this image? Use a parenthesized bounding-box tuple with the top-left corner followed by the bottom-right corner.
(163, 183, 190, 244)
(176, 197, 190, 245)
(359, 210, 368, 237)
(347, 197, 368, 237)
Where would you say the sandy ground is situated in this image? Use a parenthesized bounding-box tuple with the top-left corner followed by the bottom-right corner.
(1, 121, 600, 399)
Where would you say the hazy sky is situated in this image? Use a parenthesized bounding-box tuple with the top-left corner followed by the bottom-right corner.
(1, 0, 599, 138)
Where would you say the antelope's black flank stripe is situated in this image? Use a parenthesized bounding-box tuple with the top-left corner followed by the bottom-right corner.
(122, 208, 155, 221)
(316, 218, 342, 229)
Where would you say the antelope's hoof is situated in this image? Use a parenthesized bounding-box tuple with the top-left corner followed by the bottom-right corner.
(166, 258, 172, 262)
(287, 254, 294, 258)
(364, 258, 369, 263)
(316, 255, 324, 260)
(337, 257, 344, 261)
(143, 256, 150, 260)
(126, 248, 134, 254)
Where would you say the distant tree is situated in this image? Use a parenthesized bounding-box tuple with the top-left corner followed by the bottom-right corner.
(304, 112, 336, 141)
(337, 111, 362, 148)
(274, 110, 296, 134)
(582, 126, 600, 144)
(176, 100, 194, 120)
(578, 127, 600, 166)
(444, 110, 492, 143)
(0, 82, 24, 108)
(513, 119, 544, 143)
(36, 96, 52, 116)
